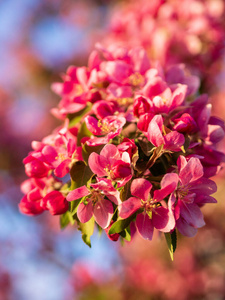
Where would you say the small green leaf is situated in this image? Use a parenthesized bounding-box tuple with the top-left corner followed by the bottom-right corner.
(120, 227, 131, 242)
(78, 217, 95, 247)
(60, 211, 75, 229)
(138, 137, 154, 156)
(70, 197, 83, 216)
(70, 160, 93, 190)
(120, 181, 132, 202)
(164, 230, 177, 261)
(109, 215, 134, 235)
(82, 143, 104, 164)
(77, 122, 92, 146)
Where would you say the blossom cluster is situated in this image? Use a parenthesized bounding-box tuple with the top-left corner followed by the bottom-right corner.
(19, 44, 224, 250)
(104, 0, 225, 85)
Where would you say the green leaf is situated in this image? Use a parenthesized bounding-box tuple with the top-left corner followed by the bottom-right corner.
(77, 122, 92, 146)
(120, 181, 132, 202)
(164, 230, 177, 261)
(68, 103, 92, 127)
(78, 217, 95, 247)
(82, 143, 104, 164)
(60, 211, 75, 229)
(138, 137, 154, 156)
(70, 160, 93, 190)
(70, 196, 83, 216)
(109, 216, 134, 235)
(120, 227, 131, 242)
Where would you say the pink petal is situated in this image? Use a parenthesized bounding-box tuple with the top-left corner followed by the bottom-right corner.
(54, 159, 71, 177)
(170, 84, 187, 110)
(77, 200, 93, 223)
(154, 173, 179, 201)
(67, 139, 76, 157)
(131, 178, 152, 201)
(179, 157, 204, 185)
(147, 115, 164, 147)
(102, 60, 132, 83)
(180, 202, 205, 228)
(85, 116, 102, 135)
(119, 197, 142, 219)
(177, 155, 187, 173)
(195, 194, 217, 204)
(88, 152, 108, 176)
(42, 145, 58, 163)
(206, 124, 225, 144)
(143, 77, 167, 98)
(27, 187, 42, 202)
(66, 186, 89, 202)
(93, 200, 113, 229)
(176, 217, 198, 237)
(60, 101, 86, 115)
(129, 47, 151, 74)
(152, 206, 175, 232)
(86, 136, 109, 146)
(136, 213, 154, 240)
(189, 177, 217, 195)
(100, 144, 120, 161)
(164, 131, 185, 152)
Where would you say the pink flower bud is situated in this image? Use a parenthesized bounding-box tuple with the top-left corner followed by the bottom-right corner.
(133, 96, 151, 117)
(137, 113, 154, 132)
(19, 195, 44, 216)
(173, 113, 197, 133)
(41, 191, 69, 215)
(92, 100, 115, 119)
(24, 158, 50, 178)
(117, 138, 137, 159)
(105, 221, 120, 241)
(112, 160, 131, 179)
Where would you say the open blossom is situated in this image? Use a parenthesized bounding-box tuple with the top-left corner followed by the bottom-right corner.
(147, 114, 185, 152)
(157, 156, 217, 237)
(88, 144, 132, 187)
(85, 115, 126, 146)
(67, 178, 121, 229)
(119, 178, 175, 240)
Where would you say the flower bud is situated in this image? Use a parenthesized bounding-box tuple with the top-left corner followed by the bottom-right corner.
(173, 113, 197, 133)
(133, 96, 151, 117)
(41, 191, 69, 215)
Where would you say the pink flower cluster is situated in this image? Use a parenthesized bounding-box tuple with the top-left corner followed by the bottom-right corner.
(104, 0, 225, 83)
(19, 44, 224, 247)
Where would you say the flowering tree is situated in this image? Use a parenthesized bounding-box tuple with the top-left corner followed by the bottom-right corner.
(19, 42, 224, 258)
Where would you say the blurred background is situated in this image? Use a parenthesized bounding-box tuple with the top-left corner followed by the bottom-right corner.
(1, 0, 225, 299)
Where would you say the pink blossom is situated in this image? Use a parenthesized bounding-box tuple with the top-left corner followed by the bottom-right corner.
(158, 156, 217, 237)
(23, 155, 50, 178)
(19, 177, 62, 216)
(85, 115, 126, 146)
(88, 144, 132, 187)
(133, 95, 151, 117)
(41, 191, 68, 215)
(119, 178, 175, 240)
(117, 138, 137, 160)
(67, 178, 121, 229)
(147, 114, 185, 152)
(173, 113, 197, 134)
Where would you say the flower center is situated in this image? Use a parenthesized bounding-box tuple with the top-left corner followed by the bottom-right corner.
(98, 120, 117, 134)
(90, 190, 102, 204)
(141, 197, 159, 217)
(117, 97, 133, 106)
(129, 73, 144, 87)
